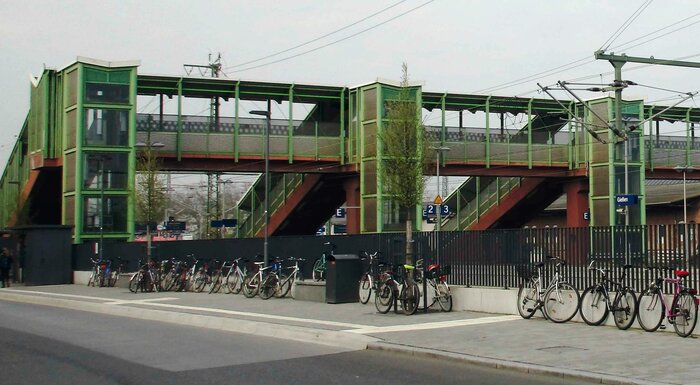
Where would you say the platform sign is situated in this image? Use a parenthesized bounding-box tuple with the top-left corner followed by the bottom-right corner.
(335, 208, 346, 218)
(615, 194, 638, 206)
(425, 204, 450, 217)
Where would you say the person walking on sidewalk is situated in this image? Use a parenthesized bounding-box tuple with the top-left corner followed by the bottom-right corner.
(0, 247, 14, 288)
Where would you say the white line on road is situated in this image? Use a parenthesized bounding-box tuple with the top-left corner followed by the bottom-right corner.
(345, 315, 522, 334)
(2, 289, 122, 302)
(105, 298, 179, 306)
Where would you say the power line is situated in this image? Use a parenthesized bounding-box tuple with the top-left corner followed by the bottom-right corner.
(474, 9, 700, 95)
(223, 0, 408, 70)
(599, 0, 653, 51)
(223, 0, 435, 75)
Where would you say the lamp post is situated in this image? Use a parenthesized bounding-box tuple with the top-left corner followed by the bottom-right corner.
(250, 100, 271, 267)
(134, 140, 165, 262)
(430, 146, 450, 264)
(675, 165, 695, 266)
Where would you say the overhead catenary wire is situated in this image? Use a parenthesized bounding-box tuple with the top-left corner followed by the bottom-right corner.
(223, 0, 408, 71)
(222, 0, 435, 75)
(474, 9, 700, 95)
(598, 0, 654, 52)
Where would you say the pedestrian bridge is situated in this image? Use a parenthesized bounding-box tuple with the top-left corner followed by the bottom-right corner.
(3, 57, 700, 244)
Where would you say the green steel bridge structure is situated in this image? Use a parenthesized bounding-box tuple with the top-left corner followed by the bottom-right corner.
(3, 57, 700, 244)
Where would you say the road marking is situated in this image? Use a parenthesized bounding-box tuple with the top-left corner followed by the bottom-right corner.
(345, 315, 521, 334)
(106, 298, 178, 306)
(139, 302, 372, 329)
(2, 289, 120, 302)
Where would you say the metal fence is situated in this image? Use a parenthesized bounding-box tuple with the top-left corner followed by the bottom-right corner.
(73, 224, 700, 292)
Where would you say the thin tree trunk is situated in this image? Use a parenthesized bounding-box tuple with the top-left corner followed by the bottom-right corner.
(406, 219, 413, 265)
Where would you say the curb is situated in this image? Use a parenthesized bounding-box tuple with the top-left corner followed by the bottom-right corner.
(0, 291, 377, 351)
(367, 342, 672, 385)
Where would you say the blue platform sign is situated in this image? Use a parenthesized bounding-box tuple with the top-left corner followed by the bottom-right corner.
(425, 204, 450, 217)
(335, 208, 346, 218)
(615, 194, 638, 206)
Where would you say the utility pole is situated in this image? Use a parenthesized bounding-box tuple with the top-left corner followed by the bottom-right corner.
(184, 54, 223, 238)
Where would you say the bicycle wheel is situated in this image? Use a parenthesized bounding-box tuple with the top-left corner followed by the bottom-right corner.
(358, 273, 372, 304)
(276, 273, 291, 298)
(516, 278, 539, 319)
(637, 286, 665, 332)
(242, 275, 260, 298)
(672, 292, 698, 337)
(107, 271, 117, 287)
(97, 269, 105, 287)
(543, 282, 579, 323)
(312, 259, 325, 282)
(259, 274, 278, 300)
(161, 271, 175, 292)
(400, 283, 420, 315)
(192, 271, 207, 293)
(436, 281, 453, 312)
(128, 272, 140, 293)
(208, 271, 222, 294)
(612, 288, 637, 330)
(229, 272, 243, 294)
(222, 274, 232, 294)
(374, 280, 394, 314)
(579, 285, 609, 326)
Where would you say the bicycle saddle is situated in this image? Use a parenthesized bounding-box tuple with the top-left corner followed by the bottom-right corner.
(675, 269, 690, 278)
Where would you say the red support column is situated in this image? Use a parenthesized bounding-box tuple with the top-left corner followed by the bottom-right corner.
(565, 179, 589, 227)
(344, 176, 361, 234)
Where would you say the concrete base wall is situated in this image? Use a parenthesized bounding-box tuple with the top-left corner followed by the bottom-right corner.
(293, 281, 326, 302)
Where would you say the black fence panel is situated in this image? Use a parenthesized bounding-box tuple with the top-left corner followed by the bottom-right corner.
(71, 224, 700, 294)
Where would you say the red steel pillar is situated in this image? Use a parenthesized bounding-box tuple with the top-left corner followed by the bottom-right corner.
(565, 179, 589, 227)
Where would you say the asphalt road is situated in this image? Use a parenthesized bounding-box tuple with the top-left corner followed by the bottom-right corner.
(0, 300, 596, 385)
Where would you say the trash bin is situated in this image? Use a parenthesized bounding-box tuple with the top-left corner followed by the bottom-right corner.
(325, 254, 361, 304)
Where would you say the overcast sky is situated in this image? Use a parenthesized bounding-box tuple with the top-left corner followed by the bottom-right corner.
(1, 0, 699, 171)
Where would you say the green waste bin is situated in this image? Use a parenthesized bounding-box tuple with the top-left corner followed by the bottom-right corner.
(325, 254, 361, 304)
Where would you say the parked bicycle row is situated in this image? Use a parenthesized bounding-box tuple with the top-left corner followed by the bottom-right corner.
(357, 251, 453, 315)
(516, 256, 699, 337)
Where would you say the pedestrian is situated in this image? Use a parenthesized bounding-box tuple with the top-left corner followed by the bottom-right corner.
(0, 247, 13, 288)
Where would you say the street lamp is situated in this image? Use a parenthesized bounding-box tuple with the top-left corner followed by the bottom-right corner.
(675, 165, 696, 265)
(134, 141, 165, 262)
(250, 100, 272, 267)
(430, 146, 450, 265)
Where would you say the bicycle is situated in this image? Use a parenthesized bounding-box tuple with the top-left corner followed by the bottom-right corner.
(260, 257, 305, 299)
(242, 260, 269, 298)
(637, 266, 699, 337)
(187, 255, 209, 292)
(128, 259, 160, 293)
(579, 260, 637, 330)
(224, 257, 249, 294)
(258, 258, 286, 300)
(375, 262, 420, 315)
(106, 257, 126, 288)
(87, 258, 108, 287)
(516, 255, 580, 323)
(208, 259, 231, 294)
(358, 251, 384, 304)
(312, 241, 335, 282)
(415, 259, 453, 312)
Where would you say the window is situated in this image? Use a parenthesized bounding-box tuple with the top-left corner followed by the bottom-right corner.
(84, 109, 129, 146)
(83, 196, 127, 233)
(83, 152, 128, 189)
(85, 83, 129, 104)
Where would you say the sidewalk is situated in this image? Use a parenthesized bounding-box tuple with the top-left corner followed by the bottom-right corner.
(0, 285, 694, 385)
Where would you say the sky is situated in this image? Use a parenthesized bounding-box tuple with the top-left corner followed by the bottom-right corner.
(1, 0, 699, 190)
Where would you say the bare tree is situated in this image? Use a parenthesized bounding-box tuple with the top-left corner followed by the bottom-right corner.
(135, 146, 166, 234)
(379, 63, 432, 264)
